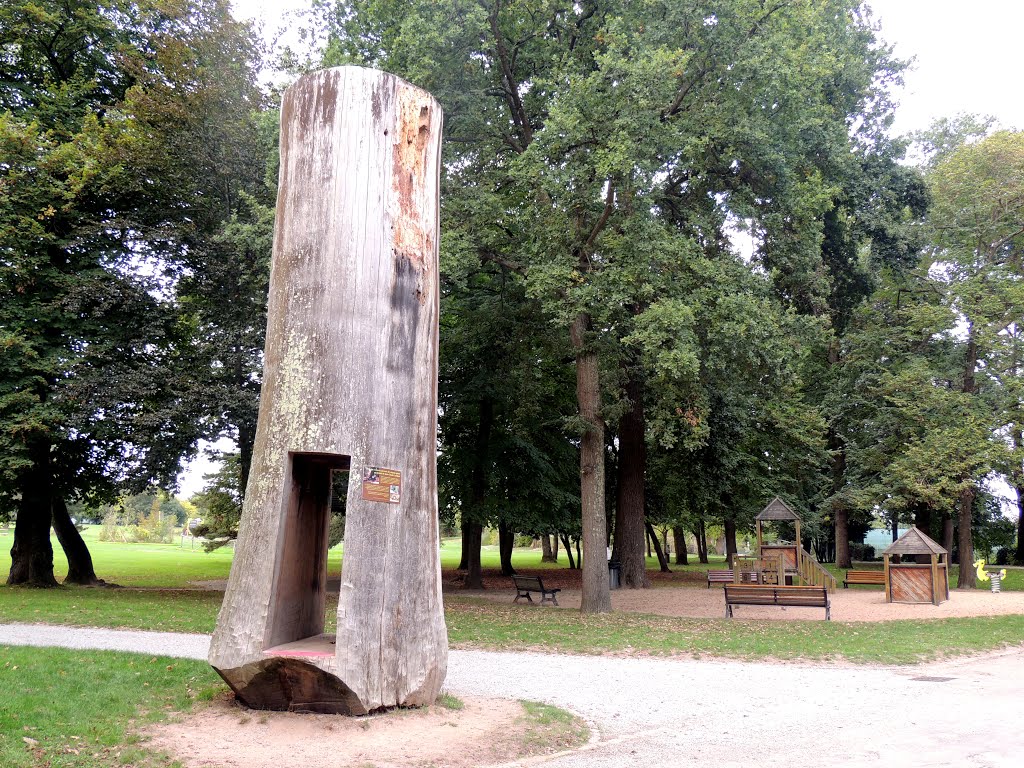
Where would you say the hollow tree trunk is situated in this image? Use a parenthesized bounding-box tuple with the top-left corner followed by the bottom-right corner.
(498, 522, 515, 576)
(645, 522, 671, 573)
(52, 497, 99, 585)
(956, 485, 976, 588)
(614, 368, 649, 588)
(208, 67, 447, 715)
(672, 526, 688, 565)
(571, 313, 611, 613)
(560, 533, 577, 569)
(7, 442, 58, 587)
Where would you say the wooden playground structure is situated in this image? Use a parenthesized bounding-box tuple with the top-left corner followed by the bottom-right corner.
(731, 497, 838, 592)
(882, 527, 949, 605)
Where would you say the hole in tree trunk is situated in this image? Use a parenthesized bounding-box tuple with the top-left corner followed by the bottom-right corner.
(263, 451, 350, 658)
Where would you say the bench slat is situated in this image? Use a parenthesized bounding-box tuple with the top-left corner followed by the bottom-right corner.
(723, 584, 830, 620)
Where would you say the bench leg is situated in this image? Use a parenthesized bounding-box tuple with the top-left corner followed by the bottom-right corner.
(514, 592, 534, 604)
(725, 604, 733, 619)
(826, 605, 831, 621)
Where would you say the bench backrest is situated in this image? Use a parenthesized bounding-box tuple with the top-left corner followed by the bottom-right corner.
(847, 570, 884, 581)
(724, 584, 828, 606)
(512, 575, 545, 590)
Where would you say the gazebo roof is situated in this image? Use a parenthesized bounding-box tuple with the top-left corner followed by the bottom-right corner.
(882, 526, 947, 556)
(756, 497, 801, 522)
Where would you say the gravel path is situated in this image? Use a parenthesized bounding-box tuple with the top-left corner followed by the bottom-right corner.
(3, 623, 1023, 767)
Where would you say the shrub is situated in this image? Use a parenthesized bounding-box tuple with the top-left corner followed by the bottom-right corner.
(849, 543, 876, 562)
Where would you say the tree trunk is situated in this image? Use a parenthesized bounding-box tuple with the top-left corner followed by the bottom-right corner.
(723, 518, 738, 568)
(541, 534, 556, 562)
(463, 521, 484, 589)
(956, 485, 976, 588)
(52, 497, 100, 585)
(463, 397, 494, 588)
(912, 502, 932, 541)
(208, 68, 447, 714)
(498, 522, 515, 576)
(552, 534, 559, 561)
(560, 533, 577, 569)
(614, 369, 649, 588)
(834, 503, 851, 569)
(694, 518, 709, 564)
(571, 313, 611, 613)
(942, 514, 954, 561)
(458, 523, 469, 571)
(1015, 484, 1024, 566)
(645, 522, 670, 572)
(672, 526, 688, 565)
(7, 442, 59, 587)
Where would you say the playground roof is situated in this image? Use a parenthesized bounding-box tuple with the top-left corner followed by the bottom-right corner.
(882, 526, 947, 556)
(755, 497, 801, 521)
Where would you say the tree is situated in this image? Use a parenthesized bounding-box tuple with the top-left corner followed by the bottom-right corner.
(322, 0, 913, 607)
(926, 130, 1024, 586)
(0, 0, 265, 586)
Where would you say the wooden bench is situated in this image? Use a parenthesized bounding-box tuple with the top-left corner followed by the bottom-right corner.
(706, 570, 734, 587)
(723, 584, 830, 620)
(707, 569, 761, 587)
(843, 570, 885, 588)
(512, 575, 560, 606)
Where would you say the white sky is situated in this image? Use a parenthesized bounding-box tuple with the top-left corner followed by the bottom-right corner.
(184, 1, 1023, 499)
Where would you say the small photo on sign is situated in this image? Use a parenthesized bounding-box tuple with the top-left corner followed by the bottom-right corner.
(362, 466, 401, 504)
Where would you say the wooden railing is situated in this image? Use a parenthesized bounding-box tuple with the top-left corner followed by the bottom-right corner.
(797, 548, 837, 592)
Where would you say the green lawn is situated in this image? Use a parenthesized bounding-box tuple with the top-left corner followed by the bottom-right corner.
(2, 526, 1023, 665)
(0, 645, 221, 768)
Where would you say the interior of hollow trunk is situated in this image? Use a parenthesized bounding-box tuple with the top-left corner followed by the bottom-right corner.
(263, 451, 349, 659)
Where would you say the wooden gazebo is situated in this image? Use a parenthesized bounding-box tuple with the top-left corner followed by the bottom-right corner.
(755, 497, 802, 576)
(883, 527, 949, 605)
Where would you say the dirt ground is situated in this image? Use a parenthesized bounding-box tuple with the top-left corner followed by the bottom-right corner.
(475, 580, 1024, 621)
(144, 695, 579, 768)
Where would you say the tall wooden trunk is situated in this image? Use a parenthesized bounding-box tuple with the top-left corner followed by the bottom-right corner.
(208, 66, 447, 715)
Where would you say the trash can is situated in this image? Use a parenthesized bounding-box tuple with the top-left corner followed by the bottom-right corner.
(608, 559, 621, 590)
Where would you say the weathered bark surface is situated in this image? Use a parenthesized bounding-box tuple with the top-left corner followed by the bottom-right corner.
(672, 526, 688, 565)
(52, 497, 100, 585)
(571, 313, 611, 613)
(614, 371, 649, 588)
(7, 442, 58, 587)
(645, 521, 671, 573)
(956, 485, 976, 588)
(723, 518, 737, 568)
(209, 67, 447, 713)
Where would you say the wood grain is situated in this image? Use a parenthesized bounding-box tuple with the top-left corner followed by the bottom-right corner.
(209, 66, 447, 714)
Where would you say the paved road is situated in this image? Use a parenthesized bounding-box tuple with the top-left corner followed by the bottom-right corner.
(3, 623, 1023, 767)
